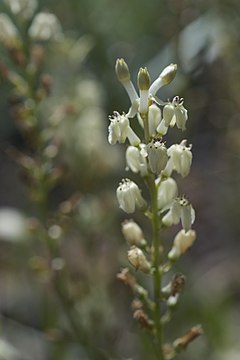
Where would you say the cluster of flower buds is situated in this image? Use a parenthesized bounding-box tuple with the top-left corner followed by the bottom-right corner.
(0, 1, 62, 47)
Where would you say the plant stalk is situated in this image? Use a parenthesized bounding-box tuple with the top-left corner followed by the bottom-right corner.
(143, 112, 165, 359)
(149, 176, 165, 360)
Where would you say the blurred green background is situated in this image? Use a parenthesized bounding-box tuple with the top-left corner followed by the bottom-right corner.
(0, 0, 240, 359)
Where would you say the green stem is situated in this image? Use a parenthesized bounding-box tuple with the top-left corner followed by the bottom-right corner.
(149, 177, 165, 360)
(143, 112, 165, 359)
(142, 113, 150, 143)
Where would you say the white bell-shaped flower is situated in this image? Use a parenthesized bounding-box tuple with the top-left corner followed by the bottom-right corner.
(126, 145, 148, 177)
(108, 112, 140, 146)
(5, 0, 37, 18)
(163, 104, 175, 127)
(147, 139, 168, 175)
(116, 179, 146, 214)
(163, 96, 188, 131)
(162, 197, 195, 231)
(0, 14, 18, 45)
(157, 178, 178, 210)
(127, 246, 150, 273)
(29, 12, 62, 41)
(108, 112, 129, 144)
(162, 199, 181, 227)
(148, 104, 161, 136)
(122, 219, 146, 247)
(164, 140, 192, 178)
(179, 197, 195, 232)
(168, 229, 196, 260)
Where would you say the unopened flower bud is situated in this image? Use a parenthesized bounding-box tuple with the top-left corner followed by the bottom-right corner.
(173, 325, 203, 350)
(138, 67, 150, 114)
(147, 139, 168, 175)
(116, 179, 146, 214)
(128, 246, 150, 273)
(115, 58, 130, 82)
(171, 273, 186, 296)
(115, 59, 139, 108)
(159, 64, 177, 85)
(168, 229, 196, 260)
(122, 219, 146, 246)
(163, 104, 175, 127)
(137, 67, 150, 91)
(148, 104, 161, 136)
(149, 64, 177, 95)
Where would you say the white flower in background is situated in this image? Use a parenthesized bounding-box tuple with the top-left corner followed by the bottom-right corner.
(122, 219, 146, 247)
(167, 294, 179, 307)
(126, 144, 148, 177)
(116, 179, 146, 213)
(0, 338, 19, 360)
(164, 139, 192, 178)
(115, 59, 177, 118)
(108, 112, 140, 146)
(0, 208, 28, 242)
(168, 229, 196, 260)
(29, 12, 62, 41)
(162, 197, 195, 232)
(147, 139, 168, 175)
(157, 177, 178, 210)
(163, 96, 188, 131)
(0, 13, 18, 44)
(4, 0, 37, 18)
(128, 246, 150, 273)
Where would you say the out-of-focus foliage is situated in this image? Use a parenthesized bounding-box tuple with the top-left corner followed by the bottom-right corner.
(0, 0, 240, 359)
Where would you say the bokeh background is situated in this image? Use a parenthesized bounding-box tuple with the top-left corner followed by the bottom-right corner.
(0, 0, 240, 359)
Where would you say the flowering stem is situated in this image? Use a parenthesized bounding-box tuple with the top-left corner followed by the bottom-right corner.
(143, 110, 165, 359)
(149, 176, 165, 360)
